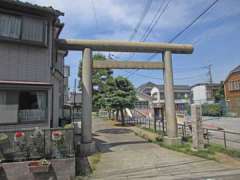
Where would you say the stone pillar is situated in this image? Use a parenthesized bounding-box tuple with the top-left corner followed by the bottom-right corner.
(163, 51, 180, 145)
(79, 48, 95, 156)
(191, 104, 204, 150)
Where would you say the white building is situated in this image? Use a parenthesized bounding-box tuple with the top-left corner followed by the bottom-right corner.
(191, 83, 221, 104)
(137, 82, 191, 112)
(68, 92, 82, 105)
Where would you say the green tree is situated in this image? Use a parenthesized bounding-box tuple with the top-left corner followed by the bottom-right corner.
(78, 53, 113, 111)
(109, 76, 137, 125)
(214, 81, 225, 103)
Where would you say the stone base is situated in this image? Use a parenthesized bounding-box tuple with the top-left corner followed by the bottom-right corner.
(78, 141, 96, 157)
(163, 136, 182, 145)
(191, 146, 205, 152)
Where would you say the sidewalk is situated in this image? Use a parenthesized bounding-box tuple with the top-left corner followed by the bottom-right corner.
(90, 118, 240, 180)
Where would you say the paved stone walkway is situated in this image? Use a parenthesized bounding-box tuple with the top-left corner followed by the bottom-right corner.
(90, 118, 240, 180)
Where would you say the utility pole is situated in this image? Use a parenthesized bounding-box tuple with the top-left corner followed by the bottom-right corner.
(73, 78, 77, 123)
(207, 64, 214, 101)
(74, 78, 77, 106)
(208, 64, 213, 84)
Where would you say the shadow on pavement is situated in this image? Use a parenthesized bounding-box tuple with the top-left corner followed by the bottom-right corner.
(93, 137, 148, 153)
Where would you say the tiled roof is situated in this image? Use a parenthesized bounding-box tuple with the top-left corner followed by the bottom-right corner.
(156, 84, 190, 91)
(0, 0, 64, 16)
(191, 83, 221, 89)
(230, 65, 240, 74)
(137, 81, 190, 92)
(224, 65, 240, 82)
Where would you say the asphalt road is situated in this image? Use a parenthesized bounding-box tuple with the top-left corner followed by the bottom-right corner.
(203, 117, 240, 150)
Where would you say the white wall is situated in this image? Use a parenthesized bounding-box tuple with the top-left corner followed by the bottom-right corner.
(151, 87, 160, 103)
(191, 85, 207, 104)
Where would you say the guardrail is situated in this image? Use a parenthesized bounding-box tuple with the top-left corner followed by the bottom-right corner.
(0, 127, 75, 163)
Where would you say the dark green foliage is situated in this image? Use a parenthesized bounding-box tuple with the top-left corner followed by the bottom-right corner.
(202, 103, 223, 116)
(214, 81, 225, 103)
(109, 76, 137, 125)
(78, 53, 113, 111)
(110, 76, 137, 110)
(78, 54, 137, 122)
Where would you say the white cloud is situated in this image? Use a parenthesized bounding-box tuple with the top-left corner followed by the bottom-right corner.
(25, 0, 240, 41)
(23, 0, 240, 88)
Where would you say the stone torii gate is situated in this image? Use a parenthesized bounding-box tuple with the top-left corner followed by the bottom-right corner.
(57, 39, 193, 155)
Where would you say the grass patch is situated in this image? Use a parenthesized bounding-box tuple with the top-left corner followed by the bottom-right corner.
(133, 126, 240, 161)
(139, 126, 156, 133)
(157, 141, 215, 160)
(156, 139, 240, 161)
(133, 126, 162, 142)
(88, 152, 101, 171)
(137, 125, 165, 136)
(207, 143, 240, 159)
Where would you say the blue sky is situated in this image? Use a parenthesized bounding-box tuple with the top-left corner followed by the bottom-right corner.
(28, 0, 240, 90)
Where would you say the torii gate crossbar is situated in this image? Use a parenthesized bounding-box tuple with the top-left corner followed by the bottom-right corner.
(57, 39, 194, 156)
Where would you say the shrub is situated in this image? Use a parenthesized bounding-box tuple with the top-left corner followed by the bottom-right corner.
(202, 103, 222, 116)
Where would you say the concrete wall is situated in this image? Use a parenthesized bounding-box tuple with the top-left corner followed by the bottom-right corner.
(0, 158, 75, 180)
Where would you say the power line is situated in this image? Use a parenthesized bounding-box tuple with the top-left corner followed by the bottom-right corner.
(141, 0, 171, 42)
(126, 0, 219, 78)
(111, 0, 153, 59)
(169, 0, 219, 43)
(90, 0, 98, 29)
(129, 0, 153, 41)
(122, 0, 171, 76)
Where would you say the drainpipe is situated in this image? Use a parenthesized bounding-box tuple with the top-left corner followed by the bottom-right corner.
(50, 18, 57, 128)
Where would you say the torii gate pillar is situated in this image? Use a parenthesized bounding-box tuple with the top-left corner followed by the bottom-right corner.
(79, 48, 95, 156)
(163, 50, 181, 145)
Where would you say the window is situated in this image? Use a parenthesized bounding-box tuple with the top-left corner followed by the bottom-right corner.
(175, 92, 186, 99)
(22, 17, 47, 43)
(152, 92, 158, 102)
(143, 88, 152, 96)
(0, 90, 48, 124)
(229, 80, 240, 91)
(228, 81, 232, 91)
(0, 14, 21, 39)
(160, 92, 164, 100)
(135, 101, 148, 109)
(0, 13, 48, 46)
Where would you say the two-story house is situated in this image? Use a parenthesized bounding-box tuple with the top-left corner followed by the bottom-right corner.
(224, 65, 240, 116)
(137, 82, 191, 112)
(0, 0, 67, 129)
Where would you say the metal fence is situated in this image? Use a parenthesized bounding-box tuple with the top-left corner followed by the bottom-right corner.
(126, 115, 240, 150)
(125, 116, 192, 138)
(0, 127, 75, 163)
(204, 128, 240, 150)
